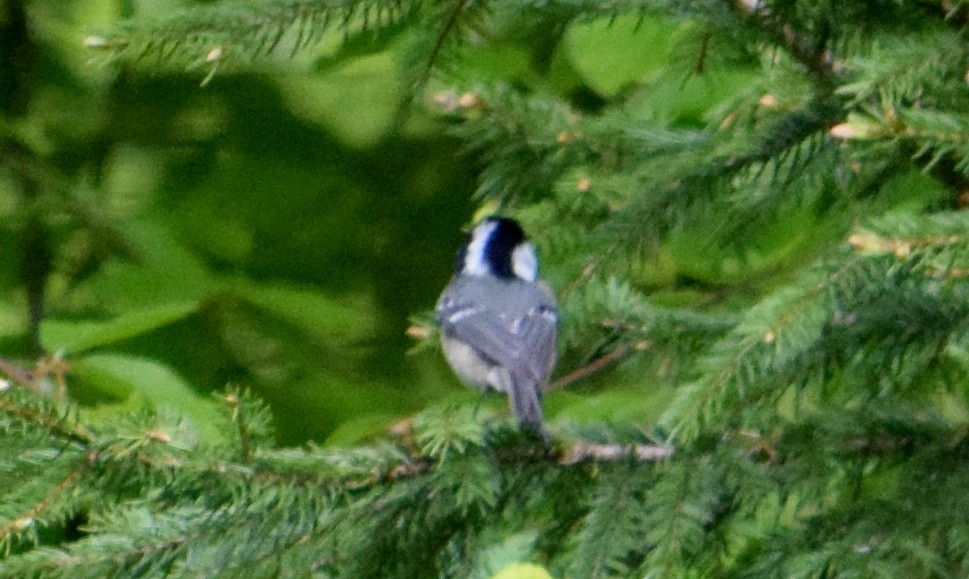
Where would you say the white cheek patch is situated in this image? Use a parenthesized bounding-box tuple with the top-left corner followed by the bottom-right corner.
(512, 242, 538, 282)
(463, 221, 498, 277)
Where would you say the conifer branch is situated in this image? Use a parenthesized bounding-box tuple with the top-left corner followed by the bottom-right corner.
(0, 467, 86, 547)
(415, 0, 483, 90)
(727, 0, 840, 85)
(661, 252, 864, 441)
(86, 0, 416, 74)
(567, 461, 655, 576)
(0, 391, 94, 445)
(224, 392, 254, 464)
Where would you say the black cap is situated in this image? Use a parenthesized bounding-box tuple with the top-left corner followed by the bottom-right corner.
(455, 217, 528, 280)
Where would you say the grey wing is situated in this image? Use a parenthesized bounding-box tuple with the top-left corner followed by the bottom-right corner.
(438, 305, 534, 381)
(438, 302, 557, 384)
(513, 304, 558, 387)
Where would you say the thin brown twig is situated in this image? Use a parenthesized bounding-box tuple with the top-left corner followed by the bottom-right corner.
(558, 442, 675, 465)
(0, 355, 34, 386)
(547, 344, 631, 391)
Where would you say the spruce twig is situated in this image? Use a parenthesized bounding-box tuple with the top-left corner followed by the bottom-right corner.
(0, 468, 86, 546)
(727, 0, 840, 85)
(0, 394, 94, 445)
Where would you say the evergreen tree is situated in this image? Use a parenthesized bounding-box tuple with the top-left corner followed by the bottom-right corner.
(3, 0, 969, 576)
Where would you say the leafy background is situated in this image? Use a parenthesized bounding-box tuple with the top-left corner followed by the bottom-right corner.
(1, 1, 757, 445)
(4, 0, 479, 445)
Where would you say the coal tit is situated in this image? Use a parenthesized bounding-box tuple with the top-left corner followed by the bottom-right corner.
(436, 217, 558, 436)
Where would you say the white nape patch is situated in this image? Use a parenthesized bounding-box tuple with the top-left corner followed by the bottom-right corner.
(512, 242, 538, 282)
(463, 220, 499, 277)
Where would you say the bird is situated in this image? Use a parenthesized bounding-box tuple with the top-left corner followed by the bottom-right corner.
(435, 216, 558, 439)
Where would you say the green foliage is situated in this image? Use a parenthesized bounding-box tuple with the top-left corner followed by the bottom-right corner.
(4, 0, 969, 576)
(566, 461, 655, 576)
(87, 0, 417, 81)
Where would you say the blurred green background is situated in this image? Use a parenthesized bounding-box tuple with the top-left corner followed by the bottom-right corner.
(1, 0, 490, 445)
(1, 1, 779, 445)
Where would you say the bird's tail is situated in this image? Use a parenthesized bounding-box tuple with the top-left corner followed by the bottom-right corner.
(508, 378, 549, 443)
